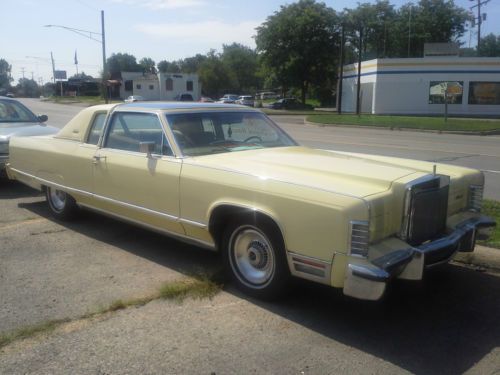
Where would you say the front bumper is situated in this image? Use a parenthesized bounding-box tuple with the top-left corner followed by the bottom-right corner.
(0, 155, 8, 171)
(343, 216, 496, 301)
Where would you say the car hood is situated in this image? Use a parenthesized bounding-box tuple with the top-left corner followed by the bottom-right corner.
(187, 146, 424, 198)
(0, 122, 59, 141)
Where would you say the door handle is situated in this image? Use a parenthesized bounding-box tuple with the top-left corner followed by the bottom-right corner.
(93, 155, 106, 164)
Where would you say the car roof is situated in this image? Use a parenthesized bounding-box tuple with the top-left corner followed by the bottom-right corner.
(118, 102, 255, 111)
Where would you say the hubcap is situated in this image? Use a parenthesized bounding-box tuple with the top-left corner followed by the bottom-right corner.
(49, 188, 66, 212)
(230, 227, 275, 287)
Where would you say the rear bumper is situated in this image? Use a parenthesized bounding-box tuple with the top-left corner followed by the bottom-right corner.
(343, 215, 496, 301)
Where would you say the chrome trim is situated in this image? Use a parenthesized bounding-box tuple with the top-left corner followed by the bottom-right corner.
(78, 203, 216, 250)
(207, 201, 288, 250)
(8, 167, 203, 226)
(286, 252, 332, 285)
(9, 168, 92, 197)
(399, 174, 450, 241)
(348, 220, 369, 258)
(343, 264, 387, 301)
(468, 184, 484, 212)
(179, 218, 208, 229)
(344, 215, 496, 300)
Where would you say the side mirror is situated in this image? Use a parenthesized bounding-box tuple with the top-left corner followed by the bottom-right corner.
(38, 114, 48, 123)
(139, 141, 156, 156)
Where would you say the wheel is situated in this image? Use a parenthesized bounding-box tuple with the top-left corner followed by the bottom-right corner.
(46, 186, 79, 220)
(222, 215, 290, 299)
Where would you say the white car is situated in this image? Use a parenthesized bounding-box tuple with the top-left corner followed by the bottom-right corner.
(124, 95, 145, 103)
(217, 94, 239, 104)
(235, 95, 255, 107)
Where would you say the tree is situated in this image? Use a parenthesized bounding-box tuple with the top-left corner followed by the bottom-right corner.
(0, 58, 13, 90)
(478, 33, 500, 57)
(69, 72, 94, 80)
(157, 60, 181, 73)
(256, 0, 339, 103)
(221, 43, 261, 93)
(139, 57, 156, 73)
(178, 54, 207, 73)
(198, 51, 235, 98)
(398, 0, 470, 57)
(106, 53, 141, 77)
(16, 78, 39, 98)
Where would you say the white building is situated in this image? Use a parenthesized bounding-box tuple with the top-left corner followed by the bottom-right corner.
(119, 72, 201, 101)
(340, 57, 500, 116)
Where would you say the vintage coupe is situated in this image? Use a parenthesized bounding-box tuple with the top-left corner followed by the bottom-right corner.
(7, 102, 495, 300)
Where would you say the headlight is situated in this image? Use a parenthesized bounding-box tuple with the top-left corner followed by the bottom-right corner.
(0, 142, 9, 154)
(468, 185, 484, 212)
(349, 220, 370, 258)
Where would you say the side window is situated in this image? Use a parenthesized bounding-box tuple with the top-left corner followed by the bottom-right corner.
(86, 112, 107, 145)
(186, 80, 193, 91)
(105, 112, 172, 155)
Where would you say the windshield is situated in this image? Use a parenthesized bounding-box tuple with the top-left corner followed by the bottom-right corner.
(0, 99, 38, 123)
(166, 111, 297, 156)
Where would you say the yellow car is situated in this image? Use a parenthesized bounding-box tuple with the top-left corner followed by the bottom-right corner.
(7, 102, 496, 300)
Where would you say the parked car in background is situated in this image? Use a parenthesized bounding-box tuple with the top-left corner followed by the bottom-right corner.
(6, 92, 15, 98)
(0, 97, 58, 173)
(256, 91, 278, 100)
(7, 102, 495, 301)
(199, 96, 214, 103)
(269, 98, 313, 110)
(235, 95, 254, 107)
(124, 95, 145, 103)
(217, 94, 239, 104)
(174, 93, 194, 102)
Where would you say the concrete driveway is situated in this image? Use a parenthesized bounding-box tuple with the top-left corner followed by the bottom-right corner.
(1, 178, 499, 374)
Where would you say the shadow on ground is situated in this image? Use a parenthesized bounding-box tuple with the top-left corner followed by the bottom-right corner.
(17, 199, 500, 375)
(0, 179, 42, 199)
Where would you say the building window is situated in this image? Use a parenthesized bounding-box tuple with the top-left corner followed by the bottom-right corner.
(165, 78, 173, 91)
(149, 84, 154, 90)
(186, 80, 193, 92)
(125, 80, 133, 91)
(469, 82, 500, 105)
(429, 81, 463, 104)
(136, 84, 142, 90)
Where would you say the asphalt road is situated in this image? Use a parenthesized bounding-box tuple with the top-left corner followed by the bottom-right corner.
(1, 180, 499, 374)
(19, 98, 500, 200)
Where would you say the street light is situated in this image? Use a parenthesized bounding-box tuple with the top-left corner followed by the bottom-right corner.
(44, 10, 108, 103)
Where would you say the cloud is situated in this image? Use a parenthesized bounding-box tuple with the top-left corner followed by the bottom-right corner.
(110, 0, 206, 10)
(134, 20, 260, 47)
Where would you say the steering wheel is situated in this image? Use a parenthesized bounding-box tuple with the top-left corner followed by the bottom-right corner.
(243, 136, 263, 143)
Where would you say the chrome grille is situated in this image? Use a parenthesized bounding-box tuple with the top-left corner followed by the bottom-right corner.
(400, 175, 450, 246)
(468, 185, 483, 212)
(349, 221, 369, 257)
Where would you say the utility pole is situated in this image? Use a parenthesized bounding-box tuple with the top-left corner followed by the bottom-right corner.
(31, 71, 34, 80)
(20, 67, 25, 79)
(356, 27, 363, 116)
(407, 5, 412, 58)
(337, 25, 345, 115)
(101, 10, 108, 103)
(470, 0, 490, 53)
(50, 52, 56, 84)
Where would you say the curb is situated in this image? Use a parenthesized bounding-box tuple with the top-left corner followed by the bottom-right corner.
(454, 245, 500, 271)
(303, 120, 500, 136)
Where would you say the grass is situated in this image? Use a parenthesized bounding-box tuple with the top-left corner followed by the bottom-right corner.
(0, 318, 70, 349)
(479, 199, 500, 249)
(306, 114, 500, 132)
(0, 276, 222, 350)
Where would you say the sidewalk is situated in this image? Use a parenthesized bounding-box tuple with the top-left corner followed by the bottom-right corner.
(454, 245, 500, 271)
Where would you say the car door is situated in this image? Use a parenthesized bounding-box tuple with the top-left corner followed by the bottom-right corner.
(92, 111, 184, 234)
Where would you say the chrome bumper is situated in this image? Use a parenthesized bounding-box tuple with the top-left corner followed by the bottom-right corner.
(343, 216, 496, 301)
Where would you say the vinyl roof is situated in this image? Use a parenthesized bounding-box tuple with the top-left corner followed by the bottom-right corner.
(119, 102, 253, 110)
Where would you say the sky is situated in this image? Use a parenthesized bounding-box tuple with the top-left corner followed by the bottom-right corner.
(3, 0, 500, 85)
